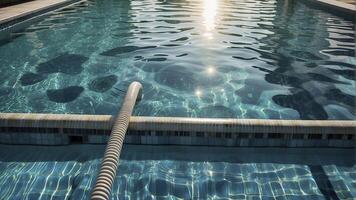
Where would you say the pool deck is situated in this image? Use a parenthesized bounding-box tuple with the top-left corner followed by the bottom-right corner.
(0, 0, 75, 25)
(315, 0, 356, 15)
(336, 0, 356, 5)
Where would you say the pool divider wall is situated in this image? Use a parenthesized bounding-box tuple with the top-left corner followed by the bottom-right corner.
(0, 113, 354, 147)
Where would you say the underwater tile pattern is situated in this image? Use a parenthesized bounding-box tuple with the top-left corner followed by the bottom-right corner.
(0, 0, 355, 119)
(0, 145, 355, 199)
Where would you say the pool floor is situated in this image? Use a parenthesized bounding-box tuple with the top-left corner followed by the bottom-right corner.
(0, 144, 355, 199)
(0, 0, 355, 120)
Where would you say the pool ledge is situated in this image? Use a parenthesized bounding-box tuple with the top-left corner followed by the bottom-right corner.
(0, 0, 82, 27)
(311, 0, 355, 16)
(0, 113, 355, 147)
(317, 0, 355, 12)
(0, 113, 355, 133)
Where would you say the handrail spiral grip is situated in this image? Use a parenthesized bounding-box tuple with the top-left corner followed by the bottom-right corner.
(91, 81, 142, 200)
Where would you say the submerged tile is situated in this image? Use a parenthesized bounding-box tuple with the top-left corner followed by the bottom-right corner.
(0, 87, 13, 97)
(272, 89, 328, 120)
(88, 75, 118, 93)
(19, 72, 47, 86)
(47, 86, 84, 103)
(36, 53, 88, 75)
(100, 45, 156, 56)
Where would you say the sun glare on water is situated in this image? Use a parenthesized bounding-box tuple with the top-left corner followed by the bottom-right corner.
(203, 0, 218, 39)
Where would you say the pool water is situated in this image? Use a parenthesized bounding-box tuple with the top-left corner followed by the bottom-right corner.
(0, 0, 355, 119)
(0, 144, 355, 199)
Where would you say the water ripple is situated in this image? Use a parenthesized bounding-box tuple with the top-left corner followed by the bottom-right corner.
(0, 0, 354, 119)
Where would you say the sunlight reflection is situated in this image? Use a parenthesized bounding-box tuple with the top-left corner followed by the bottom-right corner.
(208, 170, 213, 176)
(195, 89, 202, 97)
(203, 0, 218, 39)
(206, 66, 216, 75)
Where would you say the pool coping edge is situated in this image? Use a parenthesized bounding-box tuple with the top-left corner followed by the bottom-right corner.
(0, 113, 355, 134)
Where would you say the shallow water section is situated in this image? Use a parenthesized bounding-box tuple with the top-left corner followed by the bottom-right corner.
(0, 0, 355, 119)
(0, 144, 355, 199)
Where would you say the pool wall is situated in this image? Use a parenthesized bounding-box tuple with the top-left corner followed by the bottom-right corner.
(0, 113, 354, 147)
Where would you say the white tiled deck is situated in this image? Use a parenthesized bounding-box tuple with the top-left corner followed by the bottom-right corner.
(336, 0, 356, 6)
(317, 0, 356, 13)
(0, 0, 72, 24)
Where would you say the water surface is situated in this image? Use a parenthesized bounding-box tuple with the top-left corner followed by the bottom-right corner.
(0, 0, 355, 119)
(0, 144, 355, 199)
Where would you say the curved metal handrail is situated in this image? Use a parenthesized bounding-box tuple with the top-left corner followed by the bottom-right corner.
(90, 81, 142, 200)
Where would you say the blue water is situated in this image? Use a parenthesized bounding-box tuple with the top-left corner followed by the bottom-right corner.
(0, 145, 355, 199)
(0, 0, 355, 119)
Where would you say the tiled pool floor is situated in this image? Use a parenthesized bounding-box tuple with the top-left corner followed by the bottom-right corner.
(0, 144, 354, 199)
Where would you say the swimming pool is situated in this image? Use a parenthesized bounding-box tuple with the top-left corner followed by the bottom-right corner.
(0, 144, 355, 199)
(0, 0, 355, 120)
